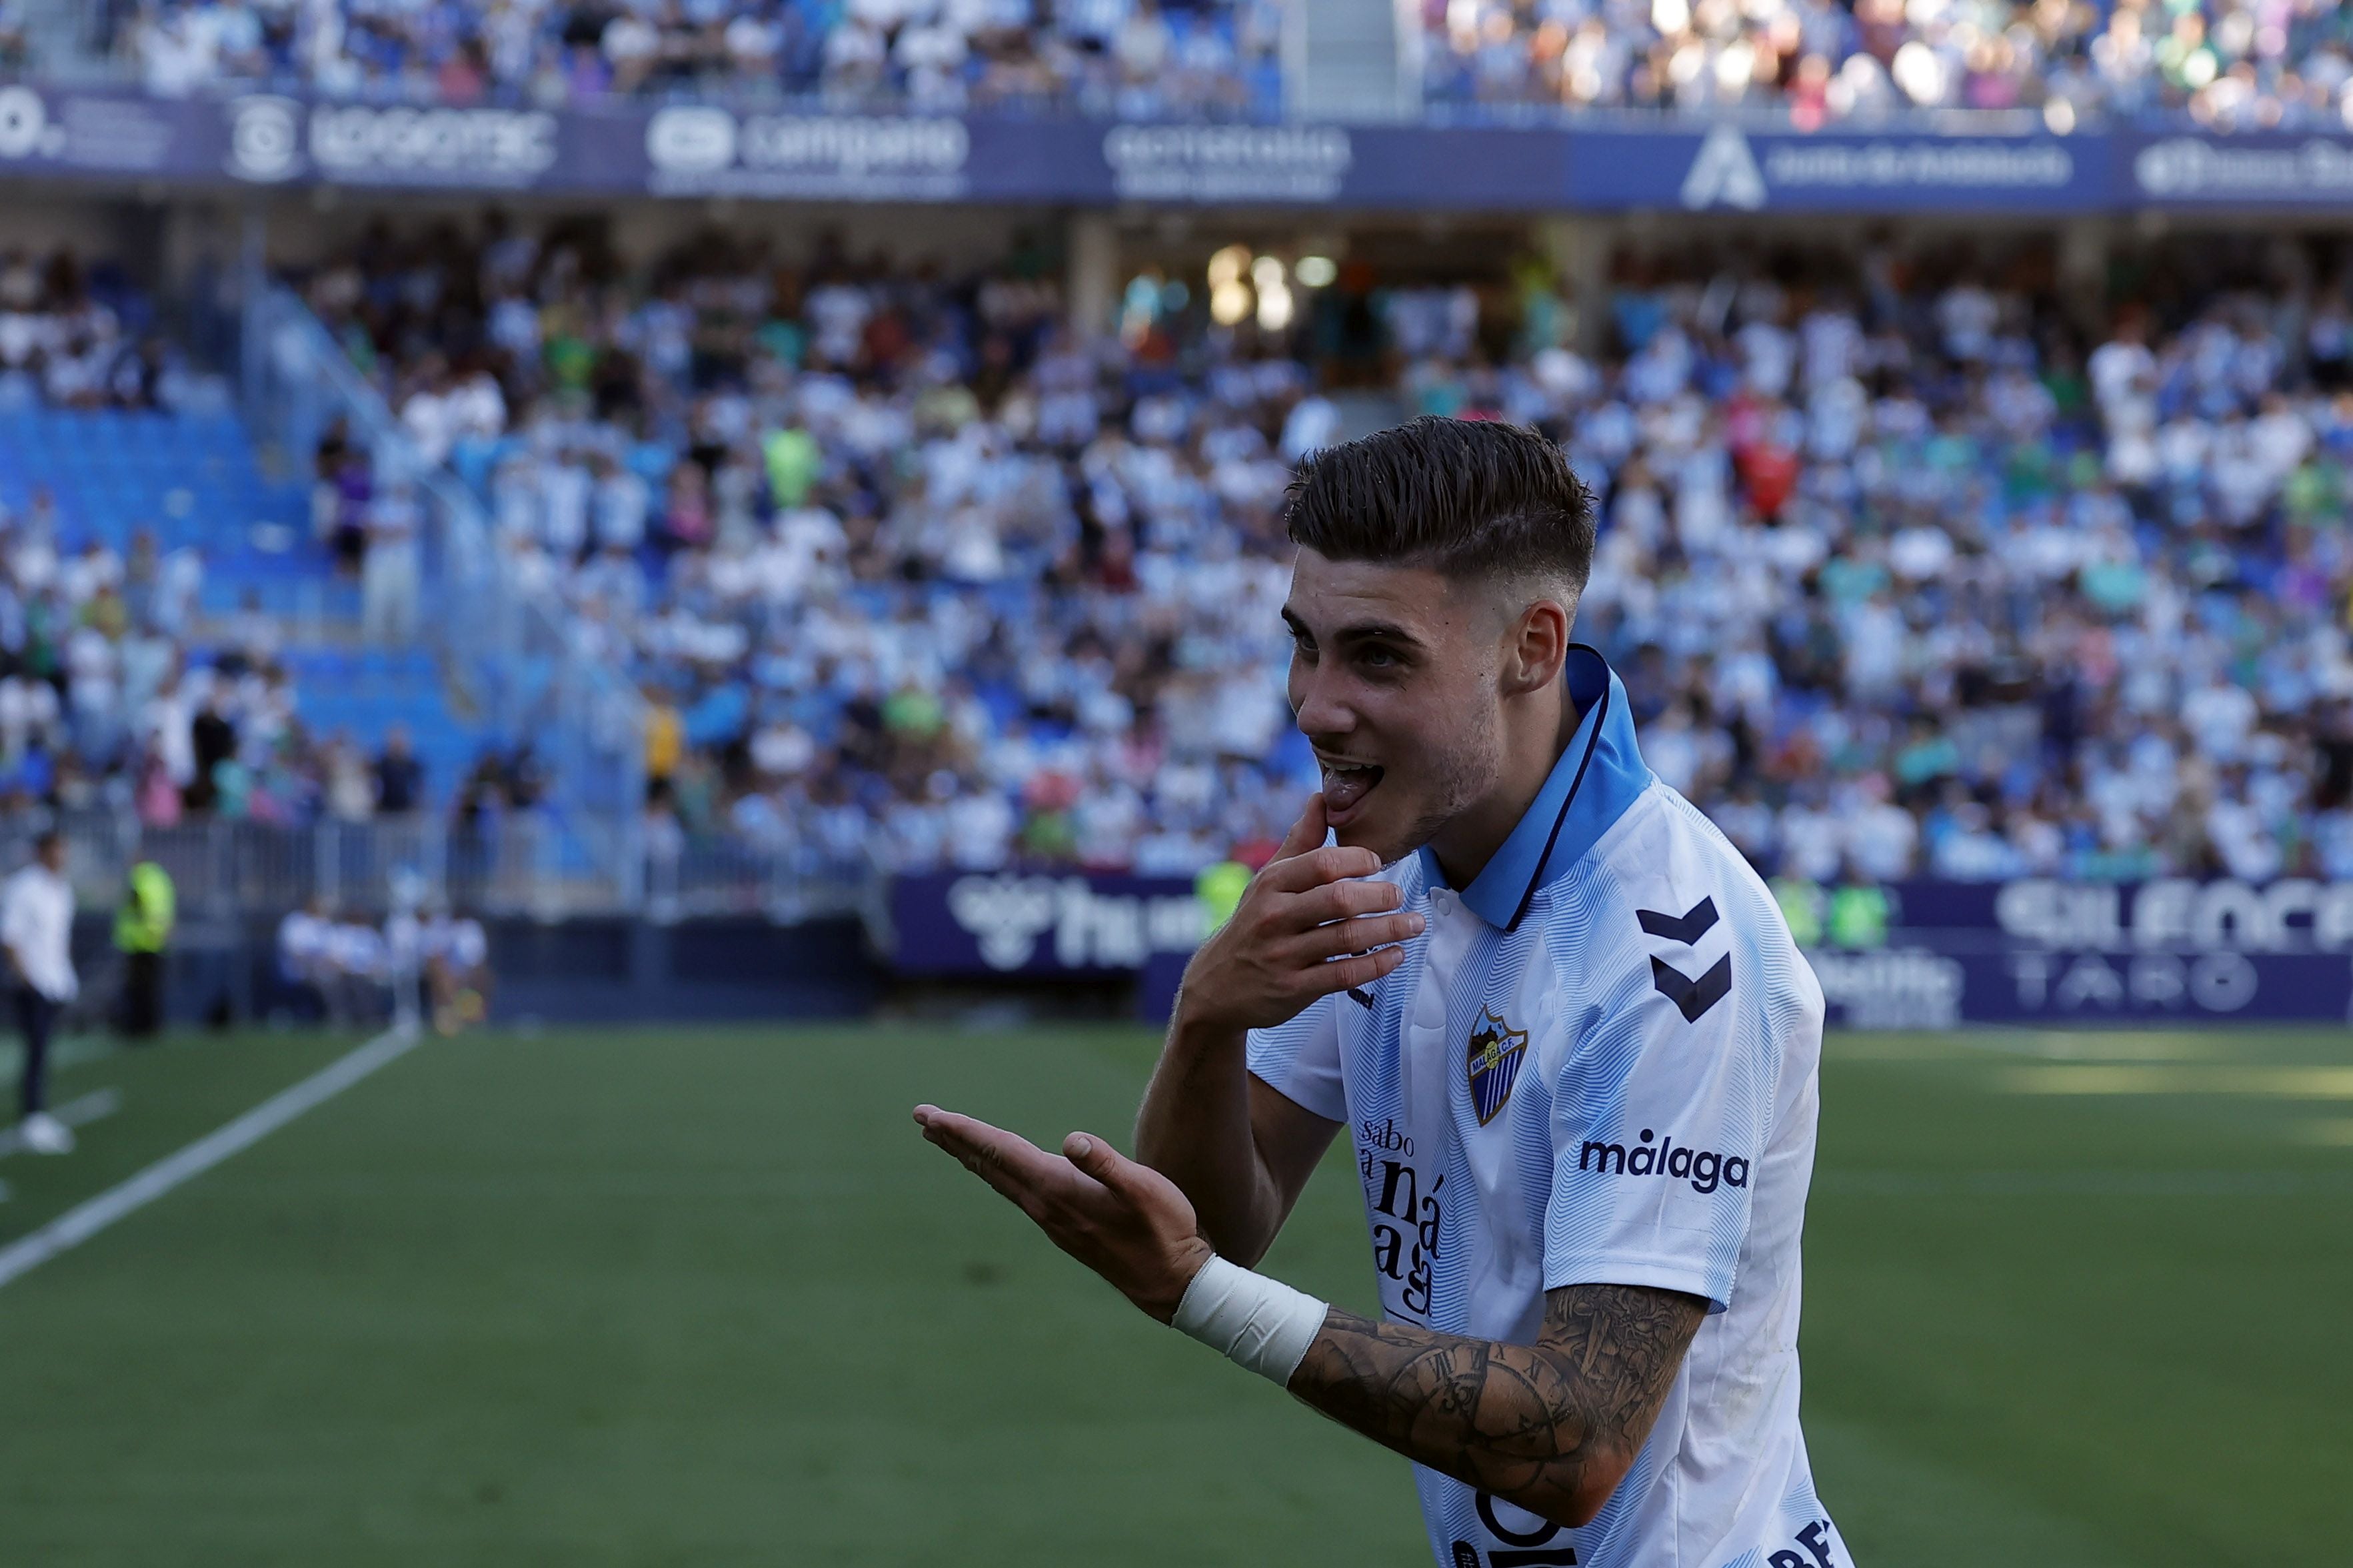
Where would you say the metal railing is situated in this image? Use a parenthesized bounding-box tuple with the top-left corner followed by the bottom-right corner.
(240, 285, 649, 909)
(12, 810, 865, 923)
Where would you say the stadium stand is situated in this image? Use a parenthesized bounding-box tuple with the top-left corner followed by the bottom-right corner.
(85, 0, 2353, 131)
(0, 247, 487, 837)
(1420, 0, 2353, 129)
(105, 0, 1287, 117)
(283, 217, 2353, 887)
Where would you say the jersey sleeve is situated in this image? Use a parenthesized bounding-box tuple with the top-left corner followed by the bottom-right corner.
(1542, 911, 1778, 1312)
(1245, 992, 1346, 1122)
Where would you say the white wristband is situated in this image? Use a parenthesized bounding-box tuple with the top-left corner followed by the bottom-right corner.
(1171, 1253, 1329, 1387)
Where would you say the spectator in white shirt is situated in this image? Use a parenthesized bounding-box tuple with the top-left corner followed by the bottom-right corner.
(2, 831, 77, 1154)
(276, 895, 334, 1023)
(361, 478, 423, 645)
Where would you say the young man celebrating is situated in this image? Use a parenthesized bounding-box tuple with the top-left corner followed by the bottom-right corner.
(916, 418, 1845, 1568)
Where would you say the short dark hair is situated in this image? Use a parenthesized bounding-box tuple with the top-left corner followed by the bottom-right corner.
(1282, 416, 1596, 598)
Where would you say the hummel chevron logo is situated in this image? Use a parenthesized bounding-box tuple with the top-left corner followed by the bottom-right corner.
(1650, 954, 1732, 1023)
(1636, 897, 1718, 944)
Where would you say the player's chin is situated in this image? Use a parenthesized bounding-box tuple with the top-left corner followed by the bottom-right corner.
(1324, 787, 1416, 866)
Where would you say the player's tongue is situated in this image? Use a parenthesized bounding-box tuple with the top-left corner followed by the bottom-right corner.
(1320, 760, 1383, 817)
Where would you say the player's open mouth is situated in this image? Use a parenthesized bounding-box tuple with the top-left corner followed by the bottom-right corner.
(1320, 759, 1384, 822)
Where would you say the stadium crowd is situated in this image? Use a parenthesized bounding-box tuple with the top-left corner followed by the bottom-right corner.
(102, 0, 2353, 131)
(0, 250, 185, 414)
(293, 219, 2353, 888)
(0, 247, 467, 829)
(111, 0, 1284, 116)
(0, 489, 455, 830)
(1424, 0, 2353, 131)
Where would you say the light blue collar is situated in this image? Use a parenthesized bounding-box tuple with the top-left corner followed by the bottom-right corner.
(1419, 646, 1651, 931)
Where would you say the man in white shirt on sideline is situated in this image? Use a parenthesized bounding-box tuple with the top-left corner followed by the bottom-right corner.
(914, 418, 1846, 1568)
(3, 830, 79, 1154)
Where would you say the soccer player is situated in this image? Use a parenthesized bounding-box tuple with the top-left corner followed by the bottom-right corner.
(916, 417, 1846, 1568)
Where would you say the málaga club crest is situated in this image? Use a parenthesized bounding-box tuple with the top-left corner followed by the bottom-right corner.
(1466, 1006, 1530, 1126)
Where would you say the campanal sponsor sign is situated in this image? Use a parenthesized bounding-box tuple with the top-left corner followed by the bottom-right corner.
(645, 107, 968, 197)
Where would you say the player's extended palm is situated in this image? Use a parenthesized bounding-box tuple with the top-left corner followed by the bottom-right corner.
(913, 1106, 1214, 1324)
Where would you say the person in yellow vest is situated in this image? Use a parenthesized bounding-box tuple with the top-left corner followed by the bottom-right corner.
(1194, 858, 1252, 934)
(1768, 873, 1824, 950)
(1826, 874, 1891, 951)
(114, 858, 175, 1041)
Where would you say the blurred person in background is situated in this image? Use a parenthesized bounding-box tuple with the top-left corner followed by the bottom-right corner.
(112, 855, 173, 1040)
(3, 829, 76, 1153)
(274, 895, 334, 1023)
(185, 689, 234, 812)
(361, 476, 423, 644)
(423, 902, 491, 1036)
(374, 726, 423, 816)
(325, 911, 389, 1028)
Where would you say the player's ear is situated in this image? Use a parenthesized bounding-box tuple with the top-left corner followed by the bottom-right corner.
(1501, 596, 1570, 698)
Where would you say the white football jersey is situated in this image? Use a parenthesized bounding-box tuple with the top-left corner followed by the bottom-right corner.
(1249, 650, 1848, 1568)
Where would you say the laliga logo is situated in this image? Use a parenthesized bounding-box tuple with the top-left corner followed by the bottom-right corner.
(0, 87, 67, 162)
(1680, 124, 1766, 211)
(946, 874, 1059, 971)
(227, 95, 303, 182)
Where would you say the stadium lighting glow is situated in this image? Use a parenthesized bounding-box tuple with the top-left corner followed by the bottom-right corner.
(1207, 245, 1249, 289)
(1891, 40, 1944, 103)
(1210, 279, 1252, 325)
(1295, 255, 1337, 287)
(1257, 282, 1294, 331)
(1715, 40, 1755, 92)
(2044, 96, 2076, 135)
(1119, 273, 1162, 343)
(1250, 255, 1286, 289)
(1652, 0, 1689, 33)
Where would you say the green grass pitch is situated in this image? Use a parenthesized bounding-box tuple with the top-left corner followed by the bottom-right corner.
(0, 1020, 2346, 1565)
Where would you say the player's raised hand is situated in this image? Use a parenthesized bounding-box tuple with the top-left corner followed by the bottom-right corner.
(913, 1105, 1214, 1322)
(1174, 792, 1423, 1035)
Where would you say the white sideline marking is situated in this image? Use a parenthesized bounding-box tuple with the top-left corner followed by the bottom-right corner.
(0, 1089, 125, 1160)
(0, 1026, 419, 1292)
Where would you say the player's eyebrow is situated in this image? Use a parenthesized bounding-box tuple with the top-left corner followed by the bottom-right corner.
(1333, 620, 1423, 650)
(1281, 607, 1425, 650)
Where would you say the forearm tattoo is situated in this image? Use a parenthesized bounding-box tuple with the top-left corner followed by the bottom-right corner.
(1288, 1284, 1706, 1523)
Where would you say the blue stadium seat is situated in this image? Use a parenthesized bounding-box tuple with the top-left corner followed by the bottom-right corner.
(0, 406, 481, 804)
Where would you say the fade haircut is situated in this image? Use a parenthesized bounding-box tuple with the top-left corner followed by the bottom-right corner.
(1282, 416, 1597, 604)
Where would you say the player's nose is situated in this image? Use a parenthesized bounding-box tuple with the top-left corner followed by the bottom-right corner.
(1289, 668, 1356, 739)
